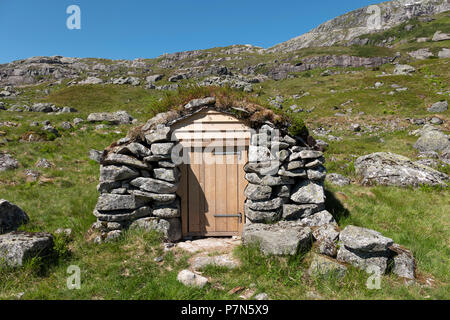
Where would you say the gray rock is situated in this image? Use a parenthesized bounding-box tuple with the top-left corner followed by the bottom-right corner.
(116, 143, 152, 158)
(242, 221, 312, 256)
(153, 200, 180, 218)
(184, 97, 216, 109)
(105, 230, 122, 242)
(282, 204, 324, 220)
(245, 206, 280, 224)
(129, 190, 176, 203)
(144, 126, 171, 144)
(0, 153, 19, 171)
(177, 270, 208, 288)
(254, 293, 269, 300)
(326, 173, 350, 186)
(312, 223, 340, 243)
(408, 48, 434, 60)
(414, 126, 449, 153)
(97, 181, 121, 193)
(146, 74, 163, 83)
(151, 143, 174, 156)
(99, 165, 139, 182)
(432, 31, 450, 41)
(35, 158, 52, 168)
(130, 177, 178, 194)
(308, 254, 347, 279)
(246, 197, 284, 211)
(73, 118, 84, 126)
(244, 183, 272, 201)
(438, 48, 450, 59)
(130, 217, 181, 242)
(244, 161, 280, 176)
(299, 150, 323, 160)
(389, 244, 416, 280)
(0, 232, 54, 267)
(95, 194, 149, 212)
(0, 200, 29, 234)
(153, 168, 179, 182)
(94, 206, 151, 222)
(393, 64, 416, 75)
(89, 150, 103, 163)
(318, 239, 338, 257)
(339, 225, 393, 252)
(427, 100, 448, 113)
(103, 153, 152, 170)
(278, 168, 307, 178)
(290, 181, 325, 204)
(337, 245, 390, 274)
(87, 111, 134, 125)
(307, 165, 327, 181)
(355, 152, 448, 186)
(245, 173, 294, 186)
(300, 210, 336, 227)
(60, 121, 72, 130)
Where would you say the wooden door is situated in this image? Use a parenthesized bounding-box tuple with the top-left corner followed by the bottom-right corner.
(178, 146, 248, 237)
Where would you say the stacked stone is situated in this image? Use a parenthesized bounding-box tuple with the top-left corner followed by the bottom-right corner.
(244, 124, 327, 225)
(91, 124, 182, 243)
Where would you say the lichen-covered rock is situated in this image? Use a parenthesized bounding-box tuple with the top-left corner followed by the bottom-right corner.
(413, 128, 449, 153)
(301, 210, 337, 227)
(242, 221, 312, 256)
(99, 165, 139, 182)
(427, 100, 448, 113)
(130, 177, 178, 194)
(0, 232, 54, 267)
(244, 183, 272, 201)
(244, 161, 280, 175)
(339, 225, 393, 252)
(282, 203, 324, 220)
(290, 181, 325, 204)
(130, 217, 181, 242)
(177, 269, 208, 288)
(355, 152, 448, 187)
(389, 244, 416, 280)
(244, 205, 280, 224)
(95, 194, 149, 212)
(87, 111, 134, 125)
(94, 206, 152, 222)
(246, 197, 284, 211)
(0, 153, 19, 172)
(326, 173, 350, 186)
(103, 153, 152, 170)
(153, 200, 180, 218)
(0, 200, 29, 234)
(337, 245, 390, 274)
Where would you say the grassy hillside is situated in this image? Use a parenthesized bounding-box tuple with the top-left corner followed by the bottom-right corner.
(0, 12, 449, 300)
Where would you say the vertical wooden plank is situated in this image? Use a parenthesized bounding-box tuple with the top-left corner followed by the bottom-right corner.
(178, 160, 189, 237)
(188, 148, 200, 233)
(204, 150, 216, 233)
(215, 152, 227, 232)
(226, 149, 238, 233)
(199, 149, 206, 234)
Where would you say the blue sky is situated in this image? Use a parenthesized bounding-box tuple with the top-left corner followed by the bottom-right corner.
(0, 0, 381, 63)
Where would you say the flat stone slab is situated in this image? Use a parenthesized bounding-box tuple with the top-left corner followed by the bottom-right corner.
(190, 253, 240, 270)
(0, 232, 54, 267)
(177, 269, 208, 288)
(242, 221, 312, 256)
(339, 225, 393, 252)
(176, 238, 241, 254)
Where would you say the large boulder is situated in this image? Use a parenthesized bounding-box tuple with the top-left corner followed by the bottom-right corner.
(427, 100, 448, 113)
(0, 232, 54, 267)
(393, 64, 415, 75)
(354, 152, 448, 187)
(242, 221, 312, 256)
(337, 225, 393, 274)
(87, 111, 134, 125)
(413, 127, 450, 153)
(0, 200, 29, 234)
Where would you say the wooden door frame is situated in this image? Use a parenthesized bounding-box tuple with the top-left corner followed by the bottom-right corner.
(178, 140, 249, 238)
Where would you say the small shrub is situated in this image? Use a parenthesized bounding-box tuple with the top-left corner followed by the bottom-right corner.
(288, 113, 308, 138)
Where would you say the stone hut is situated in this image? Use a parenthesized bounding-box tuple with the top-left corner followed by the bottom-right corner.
(90, 95, 416, 280)
(91, 96, 325, 242)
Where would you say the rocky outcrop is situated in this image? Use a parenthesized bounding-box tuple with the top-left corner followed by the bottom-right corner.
(269, 0, 450, 52)
(413, 125, 450, 153)
(0, 232, 54, 267)
(354, 152, 448, 187)
(87, 111, 134, 125)
(0, 152, 19, 172)
(0, 200, 29, 234)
